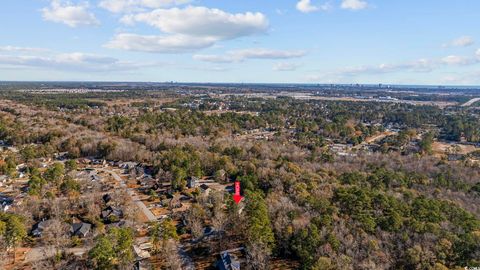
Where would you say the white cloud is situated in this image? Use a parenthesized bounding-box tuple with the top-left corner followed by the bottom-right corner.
(0, 46, 49, 53)
(439, 70, 480, 85)
(296, 0, 331, 13)
(192, 54, 234, 63)
(193, 48, 306, 63)
(42, 0, 99, 27)
(99, 0, 191, 13)
(105, 33, 217, 53)
(341, 0, 368, 10)
(0, 51, 153, 72)
(444, 36, 475, 47)
(185, 65, 230, 72)
(440, 74, 470, 85)
(296, 0, 318, 13)
(338, 59, 435, 76)
(273, 62, 300, 71)
(121, 6, 268, 40)
(306, 50, 480, 82)
(275, 9, 287, 15)
(306, 59, 432, 82)
(441, 55, 476, 65)
(333, 59, 435, 76)
(108, 6, 269, 53)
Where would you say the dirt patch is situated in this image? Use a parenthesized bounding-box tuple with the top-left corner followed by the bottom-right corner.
(432, 142, 478, 155)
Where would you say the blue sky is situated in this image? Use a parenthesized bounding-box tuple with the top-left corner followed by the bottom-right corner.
(1, 0, 480, 84)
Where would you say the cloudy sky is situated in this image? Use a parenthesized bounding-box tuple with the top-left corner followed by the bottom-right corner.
(1, 0, 480, 84)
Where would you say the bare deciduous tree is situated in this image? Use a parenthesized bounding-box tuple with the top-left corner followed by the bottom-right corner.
(246, 242, 271, 270)
(41, 218, 70, 266)
(163, 239, 183, 270)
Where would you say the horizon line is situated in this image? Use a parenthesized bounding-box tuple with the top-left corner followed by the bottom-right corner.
(1, 80, 480, 89)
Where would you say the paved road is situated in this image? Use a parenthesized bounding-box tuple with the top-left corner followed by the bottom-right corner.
(462, 97, 480, 107)
(103, 169, 156, 222)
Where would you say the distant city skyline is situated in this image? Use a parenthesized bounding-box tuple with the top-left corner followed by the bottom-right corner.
(1, 0, 480, 85)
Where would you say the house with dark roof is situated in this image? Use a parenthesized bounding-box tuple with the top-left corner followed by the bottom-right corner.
(54, 152, 69, 160)
(203, 226, 215, 237)
(216, 251, 240, 270)
(225, 185, 235, 194)
(120, 162, 139, 174)
(0, 194, 14, 211)
(448, 154, 464, 161)
(103, 193, 112, 204)
(139, 175, 156, 189)
(92, 159, 107, 166)
(134, 260, 150, 270)
(187, 176, 200, 188)
(31, 220, 49, 237)
(101, 206, 123, 223)
(70, 222, 92, 238)
(199, 184, 211, 195)
(81, 169, 102, 182)
(141, 164, 156, 176)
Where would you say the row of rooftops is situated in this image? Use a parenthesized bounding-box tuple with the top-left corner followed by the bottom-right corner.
(31, 192, 124, 239)
(31, 220, 92, 238)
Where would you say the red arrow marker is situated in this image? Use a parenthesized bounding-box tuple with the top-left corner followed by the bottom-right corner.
(233, 181, 243, 204)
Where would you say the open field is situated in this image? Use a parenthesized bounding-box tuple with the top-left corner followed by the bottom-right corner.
(432, 141, 479, 155)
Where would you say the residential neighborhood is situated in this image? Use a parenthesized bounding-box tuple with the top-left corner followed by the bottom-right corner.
(0, 82, 479, 269)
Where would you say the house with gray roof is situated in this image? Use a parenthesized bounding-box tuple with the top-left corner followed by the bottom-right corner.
(216, 251, 240, 270)
(70, 222, 92, 238)
(0, 194, 14, 211)
(31, 220, 49, 237)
